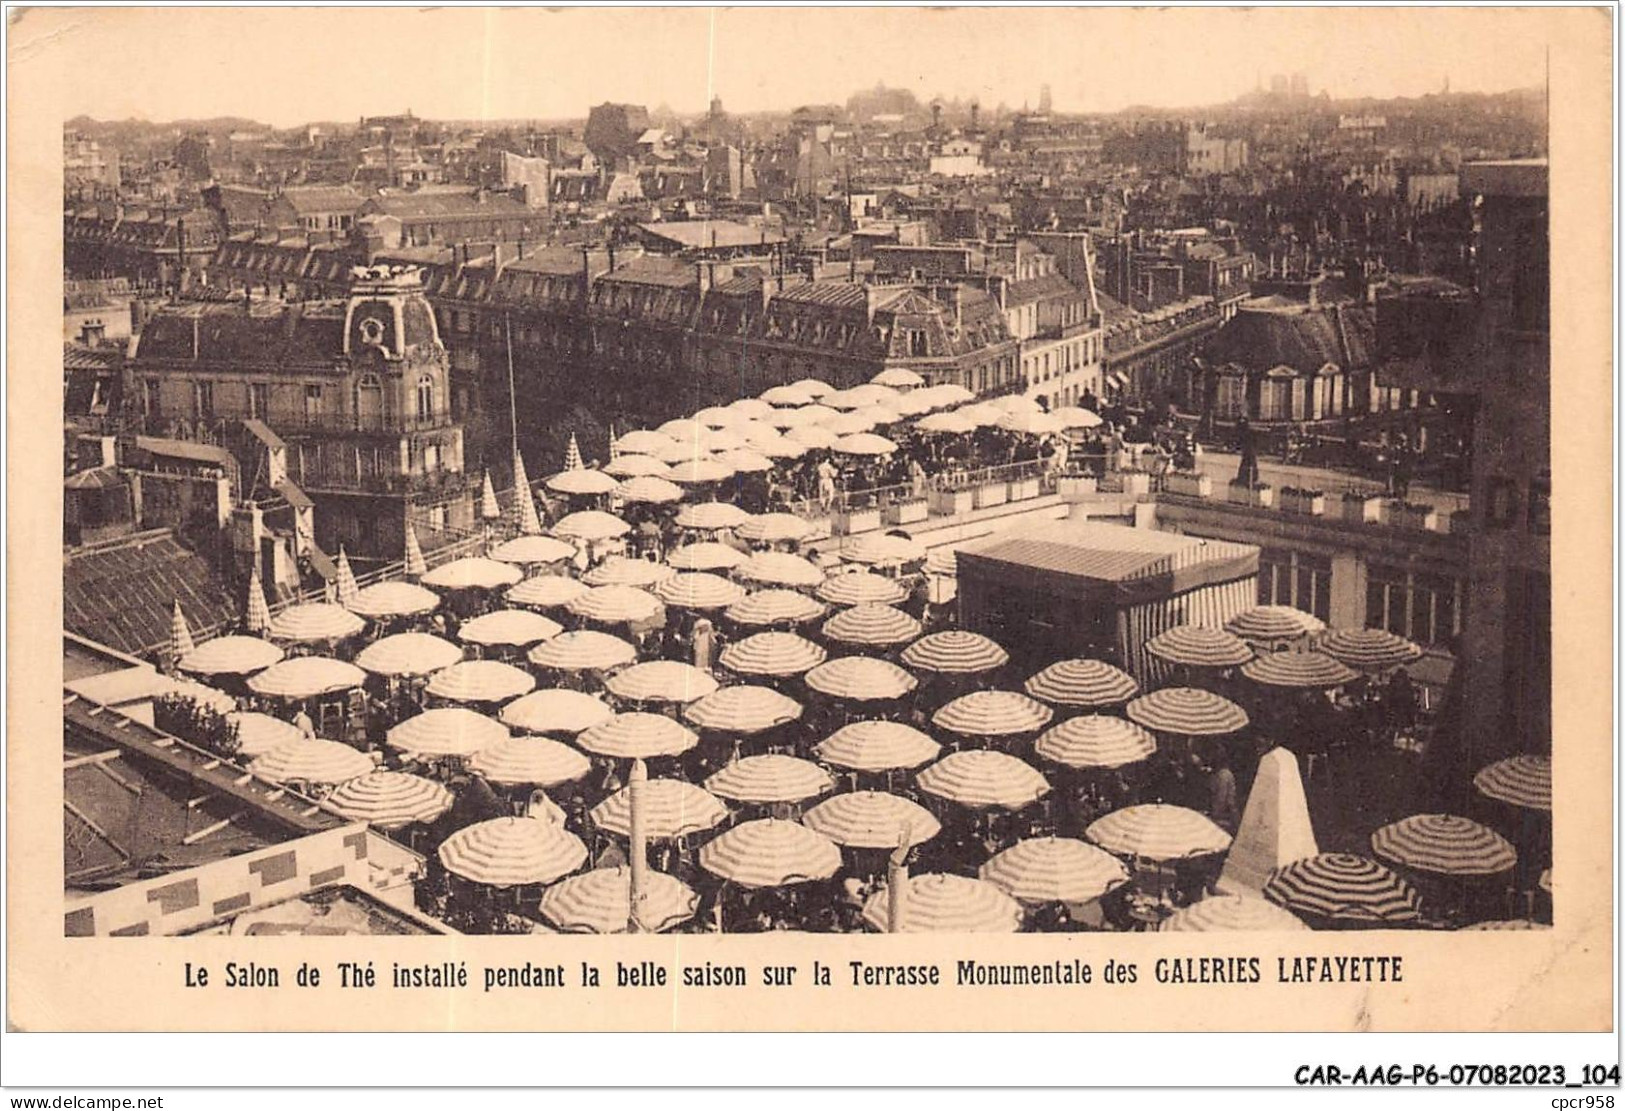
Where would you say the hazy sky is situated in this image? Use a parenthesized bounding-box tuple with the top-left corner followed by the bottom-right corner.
(22, 6, 1561, 127)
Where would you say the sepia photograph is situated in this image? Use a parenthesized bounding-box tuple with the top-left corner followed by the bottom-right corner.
(6, 3, 1615, 1059)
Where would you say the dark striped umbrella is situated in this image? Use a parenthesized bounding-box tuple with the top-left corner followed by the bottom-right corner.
(1472, 755, 1552, 812)
(932, 690, 1054, 737)
(804, 655, 918, 702)
(1126, 687, 1249, 737)
(900, 630, 1010, 675)
(1035, 715, 1158, 769)
(1262, 852, 1423, 925)
(1320, 628, 1424, 671)
(821, 604, 923, 648)
(1024, 658, 1139, 709)
(1145, 626, 1254, 669)
(1241, 651, 1358, 689)
(1370, 814, 1517, 876)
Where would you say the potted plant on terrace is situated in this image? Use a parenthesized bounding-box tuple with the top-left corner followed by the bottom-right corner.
(1279, 486, 1326, 516)
(1341, 489, 1385, 524)
(1163, 470, 1212, 498)
(1227, 480, 1274, 508)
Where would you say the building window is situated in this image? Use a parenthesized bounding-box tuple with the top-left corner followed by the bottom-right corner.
(143, 378, 160, 417)
(1366, 565, 1462, 646)
(304, 384, 324, 420)
(193, 380, 213, 419)
(416, 376, 435, 421)
(909, 331, 928, 357)
(1486, 477, 1520, 529)
(248, 382, 269, 420)
(1258, 547, 1331, 623)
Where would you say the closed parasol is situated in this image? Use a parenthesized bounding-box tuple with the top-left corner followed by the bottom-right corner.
(684, 685, 804, 734)
(438, 817, 587, 887)
(500, 689, 615, 736)
(1126, 687, 1249, 736)
(247, 656, 366, 700)
(816, 571, 909, 607)
(726, 589, 829, 628)
(1224, 605, 1326, 647)
(1242, 651, 1357, 689)
(425, 659, 536, 704)
(1370, 814, 1517, 876)
(665, 541, 748, 572)
(347, 581, 443, 618)
(566, 585, 664, 626)
(654, 571, 748, 611)
(706, 754, 833, 804)
(836, 532, 924, 567)
(931, 690, 1054, 737)
(862, 874, 1023, 933)
(1085, 804, 1233, 861)
(1145, 625, 1254, 669)
(1319, 627, 1424, 671)
(1159, 894, 1308, 932)
(539, 867, 699, 934)
(582, 557, 678, 589)
(178, 635, 284, 677)
(604, 660, 719, 704)
(387, 706, 509, 758)
(326, 771, 453, 830)
(718, 631, 828, 677)
(1472, 755, 1552, 812)
(268, 603, 365, 643)
(902, 630, 1010, 674)
(457, 609, 563, 649)
(528, 629, 638, 673)
(224, 711, 304, 758)
(467, 736, 593, 787)
(1035, 715, 1158, 770)
(1024, 659, 1139, 709)
(979, 837, 1131, 904)
(698, 819, 841, 888)
(590, 779, 727, 839)
(421, 557, 524, 592)
(821, 603, 922, 648)
(737, 551, 825, 589)
(576, 712, 699, 760)
(356, 632, 464, 678)
(801, 791, 940, 848)
(733, 513, 815, 544)
(250, 739, 374, 785)
(803, 655, 918, 702)
(552, 510, 631, 541)
(507, 575, 589, 610)
(814, 721, 941, 772)
(614, 475, 684, 505)
(916, 750, 1051, 810)
(1263, 853, 1423, 925)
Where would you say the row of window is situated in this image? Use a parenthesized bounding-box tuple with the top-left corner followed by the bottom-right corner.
(1257, 546, 1465, 647)
(139, 375, 439, 423)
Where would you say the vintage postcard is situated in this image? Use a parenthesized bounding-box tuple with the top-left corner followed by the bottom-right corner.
(5, 5, 1614, 1045)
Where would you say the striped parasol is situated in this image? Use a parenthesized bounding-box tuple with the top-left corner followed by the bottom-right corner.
(604, 660, 719, 704)
(684, 685, 804, 734)
(576, 712, 699, 760)
(457, 609, 564, 649)
(777, 403, 837, 428)
(992, 393, 1044, 415)
(925, 383, 974, 405)
(489, 535, 576, 566)
(425, 659, 536, 704)
(979, 837, 1131, 904)
(733, 513, 815, 544)
(170, 601, 196, 660)
(1463, 918, 1552, 930)
(792, 378, 836, 399)
(872, 367, 925, 389)
(528, 629, 638, 673)
(355, 632, 464, 678)
(1159, 894, 1308, 932)
(500, 689, 615, 736)
(1263, 853, 1423, 925)
(1472, 755, 1552, 812)
(1370, 814, 1517, 876)
(924, 546, 960, 576)
(1035, 715, 1159, 769)
(591, 779, 727, 839)
(706, 754, 834, 804)
(539, 867, 699, 934)
(736, 420, 784, 447)
(916, 750, 1051, 810)
(178, 635, 284, 677)
(479, 471, 502, 520)
(1024, 658, 1139, 709)
(402, 522, 428, 577)
(563, 433, 584, 472)
(1086, 804, 1233, 861)
(1225, 605, 1326, 647)
(511, 452, 543, 535)
(654, 439, 712, 466)
(421, 557, 524, 592)
(665, 542, 748, 572)
(997, 410, 1063, 436)
(832, 432, 898, 456)
(552, 510, 631, 541)
(224, 711, 304, 758)
(726, 589, 829, 628)
(839, 533, 924, 566)
(698, 819, 842, 888)
(247, 656, 366, 699)
(694, 405, 749, 429)
(825, 410, 877, 436)
(1126, 687, 1250, 737)
(932, 690, 1054, 737)
(1145, 626, 1254, 669)
(1049, 406, 1103, 430)
(804, 655, 918, 702)
(736, 551, 825, 589)
(347, 581, 442, 619)
(615, 430, 676, 456)
(546, 467, 619, 496)
(785, 424, 839, 449)
(814, 721, 941, 772)
(507, 574, 589, 610)
(902, 630, 1010, 675)
(916, 410, 976, 435)
(388, 706, 509, 758)
(268, 603, 365, 643)
(862, 874, 1023, 934)
(439, 816, 587, 887)
(244, 567, 272, 633)
(250, 739, 374, 785)
(566, 584, 664, 626)
(614, 475, 684, 505)
(668, 458, 735, 485)
(955, 402, 1004, 426)
(761, 383, 816, 407)
(816, 571, 909, 607)
(658, 418, 704, 441)
(720, 449, 774, 474)
(468, 736, 593, 787)
(655, 571, 748, 611)
(583, 557, 678, 589)
(728, 397, 776, 420)
(821, 604, 922, 648)
(1319, 627, 1424, 671)
(334, 548, 360, 608)
(718, 631, 828, 677)
(602, 454, 672, 479)
(326, 771, 453, 830)
(801, 791, 941, 848)
(1242, 651, 1358, 689)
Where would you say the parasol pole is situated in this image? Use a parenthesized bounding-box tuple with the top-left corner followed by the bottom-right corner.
(627, 757, 648, 933)
(886, 827, 910, 934)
